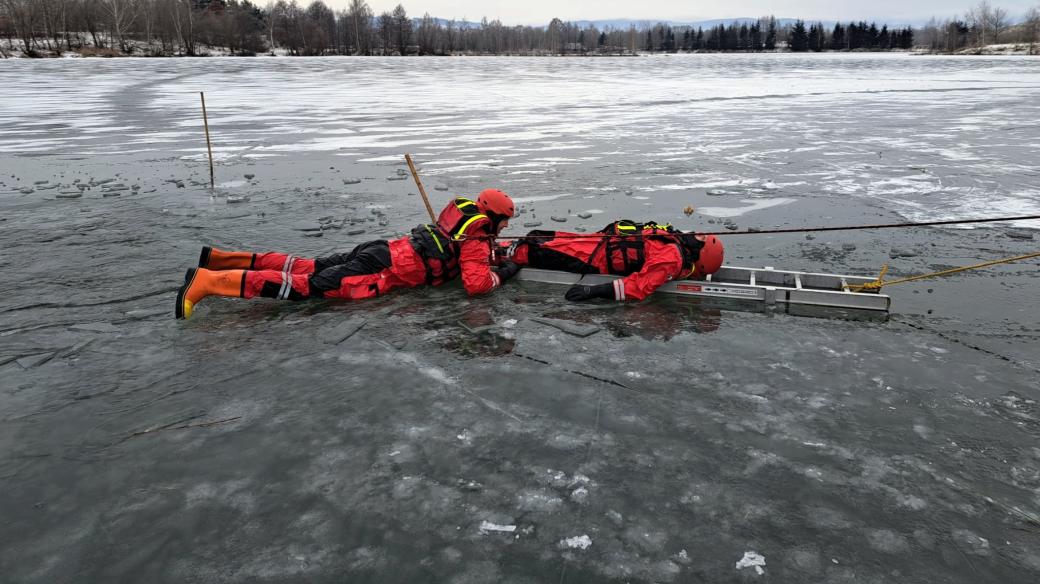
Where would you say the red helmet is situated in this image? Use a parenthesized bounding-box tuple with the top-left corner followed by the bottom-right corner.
(694, 235, 724, 276)
(476, 188, 515, 220)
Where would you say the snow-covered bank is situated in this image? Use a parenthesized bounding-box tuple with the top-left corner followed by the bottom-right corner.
(955, 42, 1040, 55)
(0, 36, 285, 59)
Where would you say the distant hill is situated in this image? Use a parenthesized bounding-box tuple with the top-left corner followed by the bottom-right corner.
(423, 17, 482, 29)
(412, 16, 934, 31)
(570, 18, 832, 30)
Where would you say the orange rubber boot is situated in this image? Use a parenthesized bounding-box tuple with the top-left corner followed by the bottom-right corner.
(198, 246, 256, 270)
(175, 268, 246, 319)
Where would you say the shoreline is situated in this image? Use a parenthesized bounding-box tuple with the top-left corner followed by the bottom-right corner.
(4, 48, 1039, 59)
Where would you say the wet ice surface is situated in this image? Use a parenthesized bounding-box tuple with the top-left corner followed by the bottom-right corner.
(2, 54, 1040, 583)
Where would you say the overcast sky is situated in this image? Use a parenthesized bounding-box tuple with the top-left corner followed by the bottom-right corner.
(322, 1, 1038, 24)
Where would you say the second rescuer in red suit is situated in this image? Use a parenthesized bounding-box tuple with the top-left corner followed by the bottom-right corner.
(509, 220, 725, 302)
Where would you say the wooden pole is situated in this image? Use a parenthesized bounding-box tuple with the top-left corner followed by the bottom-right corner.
(200, 92, 215, 189)
(405, 153, 437, 223)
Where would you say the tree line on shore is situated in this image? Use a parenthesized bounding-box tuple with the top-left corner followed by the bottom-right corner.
(918, 1, 1039, 52)
(1, 0, 1038, 58)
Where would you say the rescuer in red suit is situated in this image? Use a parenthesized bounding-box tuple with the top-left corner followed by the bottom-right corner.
(509, 220, 724, 302)
(175, 189, 519, 319)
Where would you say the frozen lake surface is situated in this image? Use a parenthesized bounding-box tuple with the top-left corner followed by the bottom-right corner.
(1, 54, 1040, 582)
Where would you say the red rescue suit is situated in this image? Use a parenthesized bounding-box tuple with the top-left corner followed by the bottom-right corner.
(511, 222, 702, 302)
(243, 198, 504, 302)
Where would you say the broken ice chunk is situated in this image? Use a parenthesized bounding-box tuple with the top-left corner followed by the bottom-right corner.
(559, 535, 592, 550)
(570, 487, 589, 504)
(479, 521, 516, 534)
(735, 551, 766, 575)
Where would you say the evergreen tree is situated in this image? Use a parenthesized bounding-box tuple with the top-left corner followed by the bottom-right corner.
(811, 22, 826, 51)
(765, 16, 777, 50)
(902, 27, 915, 49)
(831, 23, 846, 50)
(848, 21, 865, 49)
(789, 20, 809, 51)
(749, 23, 761, 51)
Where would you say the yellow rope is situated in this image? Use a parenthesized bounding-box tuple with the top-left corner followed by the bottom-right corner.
(847, 251, 1040, 292)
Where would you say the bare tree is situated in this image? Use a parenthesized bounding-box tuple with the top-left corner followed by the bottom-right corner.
(346, 0, 371, 55)
(0, 4, 10, 57)
(170, 0, 196, 55)
(1027, 6, 1040, 54)
(77, 0, 105, 48)
(264, 1, 279, 50)
(966, 1, 987, 47)
(281, 0, 307, 55)
(377, 10, 392, 54)
(416, 11, 435, 54)
(101, 0, 138, 53)
(2, 0, 40, 55)
(921, 17, 940, 51)
(445, 18, 457, 53)
(989, 4, 1009, 43)
(966, 1, 1009, 47)
(547, 17, 562, 54)
(304, 1, 334, 54)
(391, 4, 410, 55)
(39, 0, 73, 52)
(138, 0, 156, 52)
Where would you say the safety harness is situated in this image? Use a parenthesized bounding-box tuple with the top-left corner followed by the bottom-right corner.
(600, 220, 704, 277)
(409, 197, 490, 285)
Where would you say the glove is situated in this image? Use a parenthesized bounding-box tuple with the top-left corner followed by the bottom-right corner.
(490, 240, 515, 266)
(565, 283, 614, 302)
(493, 261, 521, 283)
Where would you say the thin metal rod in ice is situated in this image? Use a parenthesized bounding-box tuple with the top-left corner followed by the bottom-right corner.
(200, 92, 215, 189)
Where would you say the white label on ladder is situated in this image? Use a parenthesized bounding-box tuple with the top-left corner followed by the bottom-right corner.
(676, 284, 761, 298)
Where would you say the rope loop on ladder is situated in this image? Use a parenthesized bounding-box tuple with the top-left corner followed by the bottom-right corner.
(846, 252, 1040, 292)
